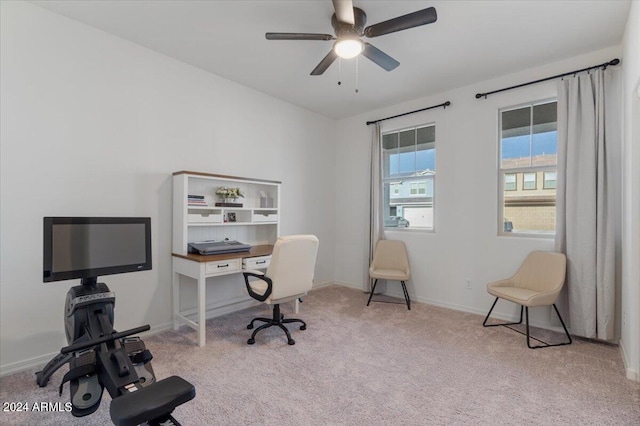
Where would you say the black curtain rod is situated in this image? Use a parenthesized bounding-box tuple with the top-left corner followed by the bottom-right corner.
(366, 101, 451, 125)
(475, 58, 620, 100)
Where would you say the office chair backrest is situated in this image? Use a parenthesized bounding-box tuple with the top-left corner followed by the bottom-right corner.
(266, 235, 319, 301)
(371, 240, 410, 276)
(512, 251, 566, 294)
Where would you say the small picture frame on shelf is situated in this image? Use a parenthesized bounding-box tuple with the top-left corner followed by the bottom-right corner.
(227, 212, 236, 223)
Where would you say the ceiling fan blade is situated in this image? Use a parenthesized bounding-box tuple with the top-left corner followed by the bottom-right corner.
(361, 43, 400, 71)
(310, 50, 338, 75)
(266, 33, 334, 41)
(332, 0, 355, 25)
(364, 7, 437, 38)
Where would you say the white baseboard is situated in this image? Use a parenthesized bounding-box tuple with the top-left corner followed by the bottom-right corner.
(619, 338, 640, 381)
(0, 322, 174, 378)
(333, 280, 366, 291)
(312, 280, 335, 290)
(0, 351, 61, 378)
(178, 295, 260, 323)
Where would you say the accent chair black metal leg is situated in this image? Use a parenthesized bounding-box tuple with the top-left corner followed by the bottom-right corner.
(366, 279, 379, 306)
(401, 281, 411, 310)
(553, 304, 572, 345)
(525, 307, 533, 348)
(483, 297, 523, 327)
(524, 306, 556, 348)
(526, 304, 572, 349)
(484, 298, 572, 349)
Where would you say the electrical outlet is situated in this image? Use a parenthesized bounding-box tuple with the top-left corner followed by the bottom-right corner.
(465, 279, 472, 290)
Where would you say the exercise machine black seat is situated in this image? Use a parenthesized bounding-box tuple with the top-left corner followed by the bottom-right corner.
(110, 376, 195, 426)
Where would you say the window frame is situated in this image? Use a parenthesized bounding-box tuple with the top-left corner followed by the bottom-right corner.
(522, 172, 537, 190)
(543, 171, 557, 189)
(504, 173, 517, 191)
(382, 122, 436, 232)
(497, 98, 557, 238)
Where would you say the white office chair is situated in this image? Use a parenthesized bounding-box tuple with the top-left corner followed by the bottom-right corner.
(367, 239, 411, 310)
(242, 235, 319, 345)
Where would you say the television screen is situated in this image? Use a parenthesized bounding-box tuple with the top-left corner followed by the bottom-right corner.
(43, 217, 152, 283)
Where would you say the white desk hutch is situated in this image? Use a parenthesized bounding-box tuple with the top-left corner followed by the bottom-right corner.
(172, 171, 280, 346)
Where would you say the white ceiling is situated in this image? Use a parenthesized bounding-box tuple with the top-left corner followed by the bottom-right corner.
(31, 0, 631, 119)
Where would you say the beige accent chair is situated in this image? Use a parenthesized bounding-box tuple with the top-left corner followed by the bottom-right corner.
(483, 251, 572, 348)
(367, 240, 411, 310)
(242, 235, 319, 345)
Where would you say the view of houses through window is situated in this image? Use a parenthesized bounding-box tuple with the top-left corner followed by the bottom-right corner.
(499, 100, 557, 235)
(382, 124, 436, 229)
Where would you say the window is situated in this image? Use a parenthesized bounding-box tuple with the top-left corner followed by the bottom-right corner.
(499, 101, 557, 235)
(410, 182, 426, 195)
(543, 171, 557, 189)
(504, 173, 516, 191)
(382, 124, 435, 229)
(523, 172, 537, 190)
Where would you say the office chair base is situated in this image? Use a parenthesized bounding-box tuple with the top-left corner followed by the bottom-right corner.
(367, 279, 411, 310)
(483, 297, 572, 349)
(246, 303, 305, 345)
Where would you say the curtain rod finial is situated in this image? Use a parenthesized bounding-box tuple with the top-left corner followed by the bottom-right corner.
(609, 58, 620, 66)
(475, 93, 483, 99)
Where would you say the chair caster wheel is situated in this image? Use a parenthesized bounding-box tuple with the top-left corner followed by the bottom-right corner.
(247, 324, 253, 329)
(247, 338, 255, 345)
(300, 325, 306, 330)
(288, 339, 295, 345)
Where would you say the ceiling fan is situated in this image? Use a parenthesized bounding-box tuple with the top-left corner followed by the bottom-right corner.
(265, 0, 437, 75)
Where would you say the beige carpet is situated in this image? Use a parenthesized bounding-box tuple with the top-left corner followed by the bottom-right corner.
(1, 285, 639, 425)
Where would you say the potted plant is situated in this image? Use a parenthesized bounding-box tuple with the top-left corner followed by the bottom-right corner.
(215, 187, 244, 206)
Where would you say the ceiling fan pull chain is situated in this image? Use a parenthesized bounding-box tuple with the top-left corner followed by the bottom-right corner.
(355, 55, 359, 93)
(338, 58, 342, 85)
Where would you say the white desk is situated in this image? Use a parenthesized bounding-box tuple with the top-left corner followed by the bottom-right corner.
(172, 245, 273, 346)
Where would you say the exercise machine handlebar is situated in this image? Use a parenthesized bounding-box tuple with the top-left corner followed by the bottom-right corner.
(61, 325, 151, 355)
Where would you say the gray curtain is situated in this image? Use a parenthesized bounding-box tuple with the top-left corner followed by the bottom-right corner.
(555, 69, 618, 340)
(367, 122, 385, 292)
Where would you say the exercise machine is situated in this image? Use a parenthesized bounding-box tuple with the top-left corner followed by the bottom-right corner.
(36, 279, 195, 425)
(38, 217, 195, 425)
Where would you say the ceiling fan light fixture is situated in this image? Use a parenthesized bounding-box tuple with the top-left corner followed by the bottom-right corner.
(334, 38, 364, 59)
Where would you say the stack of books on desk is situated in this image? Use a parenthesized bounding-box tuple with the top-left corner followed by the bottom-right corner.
(187, 194, 207, 206)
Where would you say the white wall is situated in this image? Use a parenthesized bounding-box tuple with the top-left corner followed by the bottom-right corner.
(334, 46, 624, 334)
(0, 2, 336, 374)
(620, 0, 640, 381)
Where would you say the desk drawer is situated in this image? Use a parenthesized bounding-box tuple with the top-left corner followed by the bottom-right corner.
(205, 258, 241, 276)
(188, 212, 223, 224)
(243, 255, 271, 270)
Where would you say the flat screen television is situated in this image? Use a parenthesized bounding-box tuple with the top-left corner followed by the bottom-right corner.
(43, 217, 152, 284)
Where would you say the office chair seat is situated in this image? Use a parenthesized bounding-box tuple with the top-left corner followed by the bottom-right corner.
(247, 280, 306, 305)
